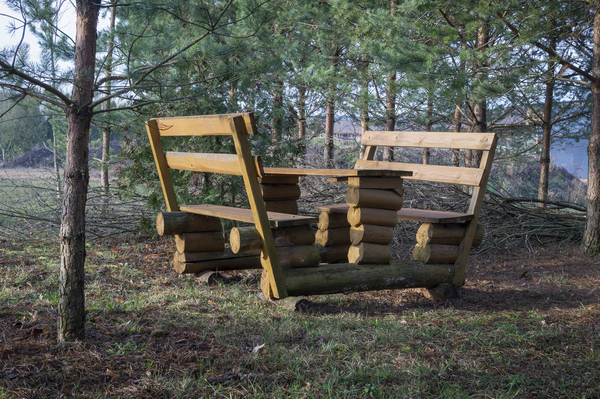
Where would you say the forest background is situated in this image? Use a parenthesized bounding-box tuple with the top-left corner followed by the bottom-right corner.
(0, 0, 597, 341)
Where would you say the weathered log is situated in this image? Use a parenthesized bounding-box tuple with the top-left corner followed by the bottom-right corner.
(347, 176, 403, 190)
(193, 270, 224, 285)
(280, 261, 456, 296)
(260, 184, 301, 200)
(175, 231, 225, 253)
(314, 243, 351, 264)
(412, 243, 460, 264)
(258, 175, 299, 185)
(156, 212, 221, 236)
(175, 248, 261, 263)
(173, 249, 262, 274)
(264, 200, 298, 215)
(416, 222, 484, 247)
(346, 188, 404, 210)
(230, 225, 315, 254)
(349, 224, 394, 245)
(260, 245, 321, 269)
(315, 227, 351, 246)
(317, 212, 350, 230)
(348, 242, 392, 264)
(347, 207, 398, 228)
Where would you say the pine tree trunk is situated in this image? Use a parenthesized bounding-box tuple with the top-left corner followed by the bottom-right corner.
(272, 79, 283, 145)
(452, 104, 462, 166)
(384, 73, 396, 162)
(538, 37, 556, 208)
(583, 2, 600, 255)
(298, 86, 306, 139)
(423, 96, 432, 165)
(360, 106, 369, 160)
(58, 0, 99, 343)
(324, 93, 334, 168)
(469, 24, 489, 168)
(101, 1, 116, 200)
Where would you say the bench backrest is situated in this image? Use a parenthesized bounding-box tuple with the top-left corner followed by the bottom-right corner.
(146, 113, 288, 298)
(357, 130, 498, 215)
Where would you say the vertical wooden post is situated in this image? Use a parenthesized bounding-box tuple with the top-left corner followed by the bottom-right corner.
(229, 116, 288, 299)
(453, 134, 497, 286)
(147, 119, 179, 212)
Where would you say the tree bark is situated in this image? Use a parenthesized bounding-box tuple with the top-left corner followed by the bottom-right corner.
(359, 82, 370, 160)
(538, 36, 556, 208)
(423, 96, 432, 164)
(324, 90, 335, 168)
(100, 0, 117, 198)
(452, 104, 462, 166)
(298, 86, 306, 139)
(384, 72, 396, 162)
(469, 24, 489, 168)
(583, 2, 600, 255)
(58, 0, 99, 343)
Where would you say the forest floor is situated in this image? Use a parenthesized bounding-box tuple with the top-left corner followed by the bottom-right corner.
(0, 235, 599, 398)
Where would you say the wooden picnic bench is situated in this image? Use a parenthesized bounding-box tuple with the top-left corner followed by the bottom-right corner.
(316, 129, 498, 287)
(147, 112, 486, 300)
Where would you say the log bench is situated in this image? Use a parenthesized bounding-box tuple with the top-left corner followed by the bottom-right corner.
(147, 112, 482, 300)
(317, 130, 498, 287)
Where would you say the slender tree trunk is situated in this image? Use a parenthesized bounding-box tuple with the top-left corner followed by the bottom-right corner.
(324, 46, 340, 168)
(58, 0, 99, 343)
(470, 24, 489, 168)
(101, 1, 117, 198)
(384, 73, 396, 162)
(452, 104, 462, 166)
(360, 107, 370, 160)
(383, 1, 397, 162)
(538, 36, 556, 208)
(324, 92, 334, 168)
(583, 2, 600, 254)
(297, 86, 306, 139)
(423, 96, 432, 165)
(53, 126, 61, 200)
(272, 79, 283, 145)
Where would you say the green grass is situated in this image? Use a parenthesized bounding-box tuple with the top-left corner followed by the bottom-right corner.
(1, 236, 599, 398)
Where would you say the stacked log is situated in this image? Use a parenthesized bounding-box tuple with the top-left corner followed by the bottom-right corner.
(346, 178, 403, 265)
(412, 222, 484, 264)
(157, 211, 261, 274)
(230, 224, 319, 268)
(314, 205, 351, 264)
(259, 175, 301, 215)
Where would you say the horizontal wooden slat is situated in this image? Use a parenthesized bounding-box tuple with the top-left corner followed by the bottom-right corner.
(397, 209, 474, 223)
(361, 131, 496, 150)
(149, 113, 257, 136)
(316, 203, 350, 214)
(263, 167, 412, 178)
(165, 152, 264, 177)
(354, 160, 484, 186)
(180, 204, 317, 227)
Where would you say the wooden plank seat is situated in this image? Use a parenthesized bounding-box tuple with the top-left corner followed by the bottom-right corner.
(316, 129, 498, 286)
(179, 204, 317, 227)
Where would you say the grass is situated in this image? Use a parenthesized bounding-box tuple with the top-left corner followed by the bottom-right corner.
(1, 235, 599, 398)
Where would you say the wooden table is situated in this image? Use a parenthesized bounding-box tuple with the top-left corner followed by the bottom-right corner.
(262, 168, 413, 264)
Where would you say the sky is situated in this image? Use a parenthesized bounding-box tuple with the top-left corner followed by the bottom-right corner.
(0, 1, 108, 64)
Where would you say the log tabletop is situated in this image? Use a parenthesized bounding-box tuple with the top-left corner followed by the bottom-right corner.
(263, 167, 413, 178)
